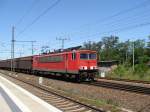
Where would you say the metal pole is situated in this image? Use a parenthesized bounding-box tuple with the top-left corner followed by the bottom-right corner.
(11, 26, 15, 71)
(62, 39, 64, 50)
(126, 50, 127, 62)
(15, 40, 36, 56)
(31, 41, 34, 55)
(125, 43, 128, 62)
(56, 37, 69, 50)
(132, 41, 134, 71)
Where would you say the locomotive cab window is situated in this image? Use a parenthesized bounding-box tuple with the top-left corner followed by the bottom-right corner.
(89, 53, 96, 59)
(72, 52, 76, 60)
(80, 53, 96, 60)
(80, 53, 88, 59)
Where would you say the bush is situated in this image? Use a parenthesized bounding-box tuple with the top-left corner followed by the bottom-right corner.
(134, 63, 149, 78)
(107, 63, 150, 81)
(138, 55, 150, 63)
(135, 63, 148, 73)
(113, 65, 126, 78)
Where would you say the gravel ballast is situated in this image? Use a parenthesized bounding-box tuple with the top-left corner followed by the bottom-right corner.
(0, 70, 150, 112)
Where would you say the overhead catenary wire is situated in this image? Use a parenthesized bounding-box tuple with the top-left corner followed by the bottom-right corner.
(90, 8, 150, 31)
(70, 20, 150, 45)
(85, 12, 150, 37)
(81, 21, 150, 39)
(60, 0, 150, 38)
(2, 0, 149, 58)
(78, 0, 150, 29)
(15, 0, 39, 27)
(17, 0, 61, 37)
(16, 0, 149, 46)
(65, 9, 150, 38)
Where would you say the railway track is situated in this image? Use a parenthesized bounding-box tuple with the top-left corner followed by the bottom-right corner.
(99, 77, 150, 85)
(0, 72, 104, 112)
(1, 70, 150, 96)
(86, 80, 150, 95)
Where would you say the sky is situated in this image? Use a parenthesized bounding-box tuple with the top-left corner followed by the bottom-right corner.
(0, 0, 150, 59)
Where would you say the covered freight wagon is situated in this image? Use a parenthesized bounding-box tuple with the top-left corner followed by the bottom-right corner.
(14, 56, 33, 71)
(0, 59, 11, 69)
(0, 56, 33, 71)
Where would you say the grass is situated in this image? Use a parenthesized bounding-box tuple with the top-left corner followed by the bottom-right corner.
(105, 64, 150, 81)
(78, 98, 120, 112)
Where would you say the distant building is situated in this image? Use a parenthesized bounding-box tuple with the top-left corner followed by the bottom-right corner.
(98, 60, 119, 67)
(98, 60, 119, 74)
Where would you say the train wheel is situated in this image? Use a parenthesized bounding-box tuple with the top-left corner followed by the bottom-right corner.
(62, 74, 67, 79)
(75, 74, 81, 83)
(90, 77, 95, 82)
(90, 73, 96, 82)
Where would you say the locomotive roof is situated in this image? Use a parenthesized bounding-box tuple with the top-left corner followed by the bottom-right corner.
(35, 50, 96, 57)
(0, 50, 96, 61)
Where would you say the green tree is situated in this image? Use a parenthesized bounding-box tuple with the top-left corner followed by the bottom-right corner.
(101, 35, 119, 60)
(115, 40, 130, 63)
(83, 41, 93, 50)
(134, 39, 146, 64)
(82, 35, 149, 65)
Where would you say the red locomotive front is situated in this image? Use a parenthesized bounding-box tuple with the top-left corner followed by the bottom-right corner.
(32, 50, 98, 81)
(77, 50, 98, 81)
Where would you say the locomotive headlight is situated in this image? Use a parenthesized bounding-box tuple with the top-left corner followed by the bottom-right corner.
(79, 66, 87, 70)
(90, 66, 94, 70)
(84, 66, 87, 70)
(90, 66, 98, 70)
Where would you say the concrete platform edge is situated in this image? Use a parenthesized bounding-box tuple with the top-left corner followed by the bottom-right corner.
(0, 75, 62, 112)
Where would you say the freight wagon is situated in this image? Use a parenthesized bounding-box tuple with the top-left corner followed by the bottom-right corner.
(0, 56, 32, 71)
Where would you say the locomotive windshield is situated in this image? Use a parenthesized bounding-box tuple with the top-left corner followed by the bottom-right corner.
(80, 53, 88, 59)
(89, 53, 96, 59)
(80, 53, 96, 60)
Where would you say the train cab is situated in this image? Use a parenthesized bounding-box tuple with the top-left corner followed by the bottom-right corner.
(76, 50, 98, 81)
(78, 50, 98, 71)
(67, 50, 98, 81)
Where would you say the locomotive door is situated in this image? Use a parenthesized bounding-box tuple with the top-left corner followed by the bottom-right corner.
(67, 52, 77, 73)
(65, 54, 68, 73)
(33, 57, 38, 69)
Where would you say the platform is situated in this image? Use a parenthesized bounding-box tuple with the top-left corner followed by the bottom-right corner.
(0, 74, 62, 112)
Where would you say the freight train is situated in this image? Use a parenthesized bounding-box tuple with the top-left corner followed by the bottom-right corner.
(0, 47, 98, 82)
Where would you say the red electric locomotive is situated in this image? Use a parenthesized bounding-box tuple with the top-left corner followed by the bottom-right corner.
(33, 49, 98, 81)
(0, 46, 98, 82)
